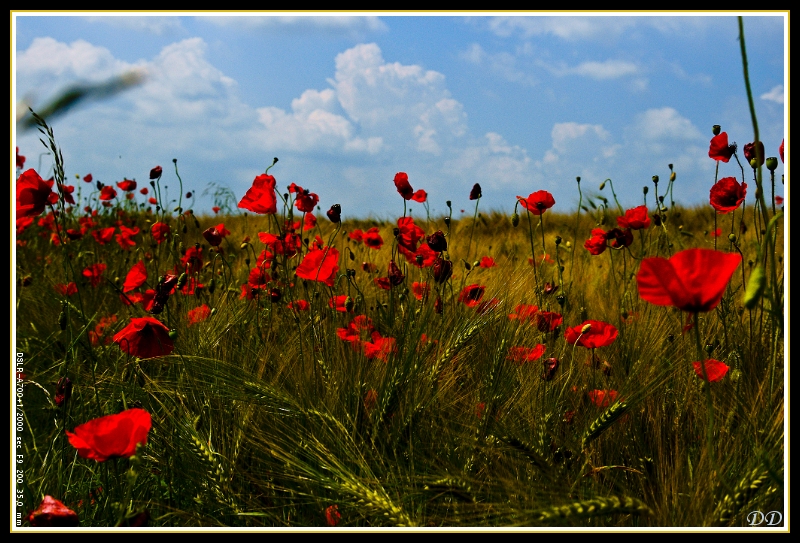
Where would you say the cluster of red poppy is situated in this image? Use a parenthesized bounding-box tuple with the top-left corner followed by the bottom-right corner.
(336, 314, 397, 362)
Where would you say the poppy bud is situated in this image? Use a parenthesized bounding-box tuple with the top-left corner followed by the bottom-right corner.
(464, 261, 472, 271)
(426, 230, 447, 252)
(581, 323, 592, 334)
(652, 175, 659, 185)
(511, 213, 519, 227)
(416, 255, 424, 266)
(208, 278, 216, 294)
(344, 296, 354, 312)
(211, 307, 217, 316)
(728, 233, 737, 243)
(599, 180, 606, 191)
(446, 200, 452, 208)
(443, 217, 450, 227)
(469, 183, 482, 200)
(326, 204, 341, 223)
(643, 186, 649, 195)
(177, 273, 188, 289)
(766, 157, 778, 171)
(712, 125, 721, 136)
(743, 141, 765, 167)
(554, 236, 562, 246)
(743, 264, 766, 310)
(670, 171, 677, 182)
(393, 227, 401, 237)
(168, 330, 178, 340)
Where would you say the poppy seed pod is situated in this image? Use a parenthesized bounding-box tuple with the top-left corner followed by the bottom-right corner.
(766, 157, 778, 171)
(712, 125, 721, 136)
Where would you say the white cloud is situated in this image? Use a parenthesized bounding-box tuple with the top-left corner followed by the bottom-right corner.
(16, 37, 132, 81)
(760, 84, 784, 104)
(486, 16, 637, 41)
(631, 107, 703, 141)
(569, 60, 638, 80)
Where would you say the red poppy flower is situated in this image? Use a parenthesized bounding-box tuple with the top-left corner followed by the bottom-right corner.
(459, 284, 485, 307)
(116, 179, 137, 191)
(181, 246, 203, 274)
(99, 185, 117, 201)
(637, 248, 741, 313)
(584, 228, 608, 255)
(412, 281, 430, 300)
(202, 227, 223, 247)
(123, 261, 148, 293)
(692, 359, 730, 382)
(411, 189, 427, 203)
(509, 304, 538, 322)
(16, 169, 55, 219)
(91, 226, 115, 245)
(66, 408, 152, 462)
(113, 317, 174, 358)
(83, 173, 93, 183)
(616, 206, 651, 230)
(212, 205, 221, 214)
(394, 172, 414, 200)
(326, 204, 342, 223)
(607, 227, 633, 249)
(16, 147, 26, 170)
(588, 389, 619, 408)
(82, 263, 107, 287)
(238, 174, 277, 214)
(400, 242, 437, 268)
(743, 141, 765, 167)
(374, 276, 392, 290)
(295, 190, 319, 213)
(709, 177, 747, 214)
(150, 222, 170, 243)
(349, 229, 364, 243)
(535, 311, 563, 332)
(432, 255, 453, 283)
(518, 190, 555, 215)
(287, 299, 310, 311)
(55, 282, 78, 296)
(148, 197, 158, 205)
(709, 228, 722, 238)
(564, 320, 618, 349)
(140, 187, 149, 195)
(58, 183, 76, 205)
(779, 139, 784, 163)
(397, 216, 425, 253)
(479, 256, 496, 268)
(27, 496, 79, 527)
(296, 247, 340, 287)
(325, 505, 342, 527)
(708, 132, 736, 162)
(149, 165, 162, 179)
(364, 227, 384, 250)
(426, 230, 447, 252)
(115, 225, 139, 251)
(187, 304, 211, 326)
(388, 260, 405, 286)
(469, 183, 482, 200)
(363, 332, 396, 361)
(16, 216, 34, 235)
(328, 295, 352, 312)
(299, 212, 317, 231)
(507, 345, 546, 364)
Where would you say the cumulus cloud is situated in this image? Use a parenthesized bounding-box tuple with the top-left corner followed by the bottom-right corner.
(16, 37, 133, 82)
(630, 107, 703, 141)
(760, 84, 784, 104)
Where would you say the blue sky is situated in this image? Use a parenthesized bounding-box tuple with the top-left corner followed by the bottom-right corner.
(12, 12, 787, 220)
